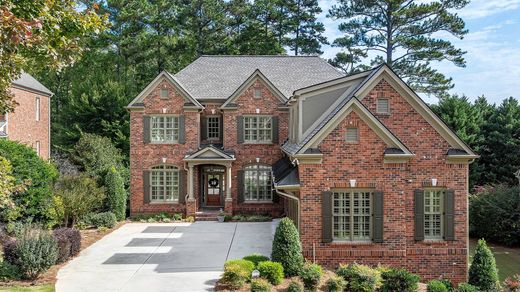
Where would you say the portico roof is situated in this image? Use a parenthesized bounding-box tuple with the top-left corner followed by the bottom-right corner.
(183, 145, 236, 162)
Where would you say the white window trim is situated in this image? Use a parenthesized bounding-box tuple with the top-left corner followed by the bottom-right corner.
(243, 115, 273, 144)
(244, 164, 273, 202)
(332, 189, 373, 242)
(206, 116, 221, 140)
(35, 141, 40, 156)
(424, 188, 444, 240)
(150, 115, 180, 143)
(35, 97, 40, 121)
(150, 165, 180, 203)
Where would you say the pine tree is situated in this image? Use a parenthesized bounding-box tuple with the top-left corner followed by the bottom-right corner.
(285, 0, 328, 55)
(469, 239, 499, 291)
(328, 0, 469, 96)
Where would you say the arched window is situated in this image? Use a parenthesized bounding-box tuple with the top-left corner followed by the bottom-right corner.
(150, 165, 179, 202)
(244, 164, 273, 201)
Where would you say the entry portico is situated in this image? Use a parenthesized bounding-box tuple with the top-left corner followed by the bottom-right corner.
(183, 145, 236, 215)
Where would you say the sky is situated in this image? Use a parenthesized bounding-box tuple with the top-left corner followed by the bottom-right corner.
(317, 0, 520, 105)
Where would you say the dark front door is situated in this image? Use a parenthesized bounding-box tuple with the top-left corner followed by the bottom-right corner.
(201, 166, 225, 207)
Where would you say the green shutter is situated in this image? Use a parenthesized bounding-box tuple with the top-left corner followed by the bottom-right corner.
(322, 191, 333, 243)
(373, 191, 384, 243)
(237, 170, 244, 203)
(219, 116, 223, 140)
(272, 116, 279, 144)
(143, 171, 151, 204)
(143, 116, 151, 143)
(201, 116, 207, 141)
(178, 169, 186, 204)
(237, 116, 244, 144)
(178, 115, 185, 144)
(444, 189, 455, 241)
(414, 189, 425, 241)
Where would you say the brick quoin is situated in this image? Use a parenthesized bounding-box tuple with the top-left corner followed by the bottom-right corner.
(130, 74, 470, 283)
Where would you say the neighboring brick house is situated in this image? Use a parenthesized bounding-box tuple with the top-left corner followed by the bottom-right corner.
(127, 56, 477, 283)
(0, 73, 52, 159)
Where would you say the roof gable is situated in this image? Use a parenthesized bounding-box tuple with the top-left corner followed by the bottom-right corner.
(127, 71, 203, 109)
(183, 145, 235, 161)
(12, 73, 53, 96)
(221, 69, 286, 109)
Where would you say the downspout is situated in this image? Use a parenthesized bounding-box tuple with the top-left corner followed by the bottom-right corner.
(274, 188, 300, 232)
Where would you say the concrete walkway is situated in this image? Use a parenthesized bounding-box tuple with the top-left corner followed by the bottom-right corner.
(56, 221, 278, 292)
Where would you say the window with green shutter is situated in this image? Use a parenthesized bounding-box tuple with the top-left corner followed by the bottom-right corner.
(424, 189, 443, 239)
(150, 116, 180, 143)
(332, 189, 373, 241)
(149, 165, 179, 202)
(243, 116, 273, 143)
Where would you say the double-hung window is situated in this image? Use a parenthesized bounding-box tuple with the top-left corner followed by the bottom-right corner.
(244, 164, 273, 201)
(207, 116, 220, 140)
(151, 116, 179, 142)
(424, 189, 443, 239)
(332, 190, 372, 241)
(150, 165, 179, 202)
(244, 116, 272, 143)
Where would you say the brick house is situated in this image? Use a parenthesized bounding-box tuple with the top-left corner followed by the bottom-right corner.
(127, 56, 477, 283)
(0, 73, 52, 159)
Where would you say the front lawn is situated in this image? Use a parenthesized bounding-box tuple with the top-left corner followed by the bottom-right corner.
(0, 284, 54, 292)
(469, 238, 520, 281)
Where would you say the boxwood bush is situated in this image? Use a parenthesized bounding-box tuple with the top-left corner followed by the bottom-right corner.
(250, 278, 271, 292)
(427, 280, 448, 292)
(299, 263, 323, 291)
(271, 217, 303, 276)
(457, 283, 479, 292)
(337, 263, 382, 291)
(220, 259, 255, 289)
(257, 261, 284, 285)
(84, 211, 117, 228)
(243, 253, 269, 267)
(380, 268, 420, 291)
(469, 239, 499, 291)
(287, 280, 304, 292)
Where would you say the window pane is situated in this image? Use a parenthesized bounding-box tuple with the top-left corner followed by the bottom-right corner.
(207, 117, 220, 139)
(333, 190, 372, 241)
(424, 189, 443, 239)
(346, 128, 359, 142)
(150, 167, 179, 202)
(244, 116, 272, 142)
(244, 165, 272, 201)
(150, 116, 179, 142)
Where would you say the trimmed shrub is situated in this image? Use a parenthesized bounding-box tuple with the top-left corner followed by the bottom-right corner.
(469, 185, 520, 246)
(457, 283, 479, 292)
(243, 253, 270, 267)
(440, 279, 454, 291)
(326, 275, 347, 292)
(381, 268, 420, 292)
(54, 174, 106, 227)
(84, 212, 117, 228)
(172, 213, 182, 221)
(271, 218, 304, 276)
(504, 275, 520, 292)
(257, 261, 284, 285)
(287, 280, 304, 292)
(299, 263, 323, 291)
(469, 239, 499, 291)
(221, 259, 255, 289)
(337, 263, 382, 291)
(53, 228, 81, 258)
(0, 261, 21, 281)
(427, 280, 448, 292)
(105, 166, 126, 221)
(0, 139, 58, 223)
(250, 278, 271, 292)
(14, 229, 59, 279)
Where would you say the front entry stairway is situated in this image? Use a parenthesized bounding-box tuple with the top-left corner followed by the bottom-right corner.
(195, 208, 222, 221)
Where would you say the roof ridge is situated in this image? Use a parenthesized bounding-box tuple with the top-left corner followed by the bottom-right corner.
(199, 55, 321, 58)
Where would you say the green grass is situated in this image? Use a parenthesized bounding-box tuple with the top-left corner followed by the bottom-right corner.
(0, 284, 54, 292)
(469, 238, 520, 281)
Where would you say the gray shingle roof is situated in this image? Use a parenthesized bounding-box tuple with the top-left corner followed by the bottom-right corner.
(282, 66, 382, 155)
(12, 73, 53, 96)
(173, 55, 344, 100)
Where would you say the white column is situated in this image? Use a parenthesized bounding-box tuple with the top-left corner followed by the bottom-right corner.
(188, 164, 194, 200)
(226, 164, 232, 201)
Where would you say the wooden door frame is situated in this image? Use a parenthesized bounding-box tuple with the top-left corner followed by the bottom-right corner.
(200, 165, 225, 208)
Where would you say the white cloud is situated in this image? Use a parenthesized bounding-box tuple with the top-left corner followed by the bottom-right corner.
(458, 0, 520, 19)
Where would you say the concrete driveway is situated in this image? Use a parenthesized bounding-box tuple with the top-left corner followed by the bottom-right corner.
(56, 221, 278, 292)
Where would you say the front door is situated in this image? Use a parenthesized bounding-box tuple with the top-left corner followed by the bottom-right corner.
(201, 165, 225, 207)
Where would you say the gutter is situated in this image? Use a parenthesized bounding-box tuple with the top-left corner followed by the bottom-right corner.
(273, 188, 300, 231)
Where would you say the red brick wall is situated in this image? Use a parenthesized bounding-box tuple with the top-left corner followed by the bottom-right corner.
(298, 78, 468, 284)
(6, 87, 50, 159)
(222, 78, 286, 215)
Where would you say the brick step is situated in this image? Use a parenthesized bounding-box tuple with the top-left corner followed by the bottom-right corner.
(195, 216, 218, 221)
(195, 210, 221, 221)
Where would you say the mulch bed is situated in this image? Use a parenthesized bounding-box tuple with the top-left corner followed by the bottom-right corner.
(0, 221, 126, 287)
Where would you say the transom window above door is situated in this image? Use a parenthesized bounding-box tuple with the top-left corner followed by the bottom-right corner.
(151, 116, 179, 142)
(244, 116, 272, 143)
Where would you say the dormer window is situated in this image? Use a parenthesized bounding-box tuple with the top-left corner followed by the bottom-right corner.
(253, 88, 262, 99)
(160, 88, 169, 99)
(346, 127, 359, 143)
(377, 98, 390, 114)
